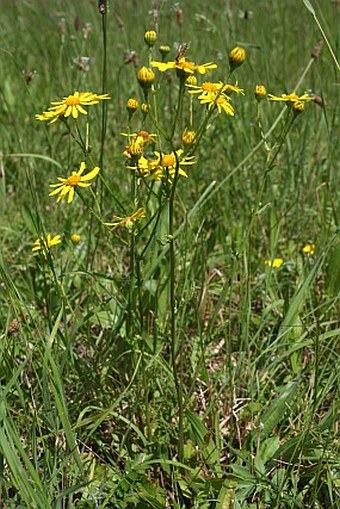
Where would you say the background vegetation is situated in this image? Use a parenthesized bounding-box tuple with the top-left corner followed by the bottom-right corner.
(0, 0, 339, 507)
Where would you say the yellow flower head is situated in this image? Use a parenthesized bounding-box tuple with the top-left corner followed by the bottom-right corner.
(32, 234, 61, 256)
(186, 75, 198, 86)
(187, 82, 235, 116)
(150, 149, 196, 181)
(151, 57, 217, 77)
(265, 258, 283, 268)
(49, 162, 100, 203)
(229, 46, 247, 70)
(104, 207, 146, 231)
(268, 92, 313, 104)
(255, 85, 267, 101)
(302, 243, 315, 255)
(141, 102, 150, 114)
(35, 91, 110, 124)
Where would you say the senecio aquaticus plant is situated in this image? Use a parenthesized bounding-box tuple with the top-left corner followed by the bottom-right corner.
(34, 27, 315, 459)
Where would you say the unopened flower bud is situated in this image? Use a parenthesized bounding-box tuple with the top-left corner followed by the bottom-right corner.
(71, 234, 81, 243)
(137, 66, 155, 89)
(229, 46, 246, 71)
(186, 75, 197, 86)
(292, 101, 305, 115)
(255, 85, 267, 101)
(144, 30, 157, 47)
(141, 102, 150, 115)
(126, 97, 139, 116)
(182, 128, 196, 145)
(159, 45, 171, 58)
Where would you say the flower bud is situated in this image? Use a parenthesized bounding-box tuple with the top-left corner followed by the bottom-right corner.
(182, 128, 196, 145)
(71, 234, 81, 243)
(255, 85, 267, 101)
(141, 102, 150, 115)
(137, 66, 155, 89)
(144, 30, 157, 47)
(186, 75, 197, 86)
(292, 100, 305, 115)
(159, 45, 171, 59)
(229, 46, 246, 71)
(126, 97, 139, 116)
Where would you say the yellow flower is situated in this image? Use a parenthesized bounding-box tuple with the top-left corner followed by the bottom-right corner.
(32, 234, 61, 256)
(255, 85, 267, 101)
(104, 207, 146, 230)
(186, 81, 236, 115)
(268, 92, 313, 104)
(186, 75, 198, 86)
(149, 149, 196, 180)
(127, 150, 196, 181)
(229, 46, 247, 70)
(151, 57, 217, 75)
(302, 243, 315, 255)
(49, 162, 99, 203)
(71, 234, 81, 243)
(36, 91, 110, 124)
(265, 258, 283, 268)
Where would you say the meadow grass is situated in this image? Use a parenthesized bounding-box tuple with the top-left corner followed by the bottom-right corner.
(0, 0, 339, 507)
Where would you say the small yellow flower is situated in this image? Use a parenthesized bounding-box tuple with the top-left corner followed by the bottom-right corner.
(268, 92, 313, 104)
(126, 97, 139, 115)
(151, 57, 217, 76)
(187, 81, 235, 116)
(144, 30, 157, 47)
(182, 128, 197, 145)
(137, 67, 155, 88)
(265, 258, 283, 268)
(35, 91, 110, 124)
(255, 85, 267, 101)
(104, 207, 146, 230)
(229, 46, 247, 70)
(302, 243, 315, 255)
(150, 149, 196, 180)
(32, 234, 61, 256)
(49, 162, 99, 203)
(71, 234, 81, 243)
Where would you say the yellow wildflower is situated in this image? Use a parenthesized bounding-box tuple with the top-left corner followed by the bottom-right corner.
(302, 244, 315, 255)
(49, 162, 99, 203)
(32, 234, 61, 256)
(137, 67, 155, 88)
(268, 92, 313, 104)
(149, 149, 196, 180)
(36, 91, 110, 124)
(104, 207, 146, 230)
(151, 57, 217, 75)
(126, 98, 139, 115)
(265, 258, 283, 268)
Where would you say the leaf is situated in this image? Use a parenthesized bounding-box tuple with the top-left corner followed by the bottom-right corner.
(301, 0, 315, 15)
(252, 380, 299, 440)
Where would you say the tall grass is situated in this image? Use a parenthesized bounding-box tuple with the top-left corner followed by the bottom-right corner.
(0, 0, 339, 507)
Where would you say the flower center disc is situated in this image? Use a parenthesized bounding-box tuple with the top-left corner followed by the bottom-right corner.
(65, 95, 81, 106)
